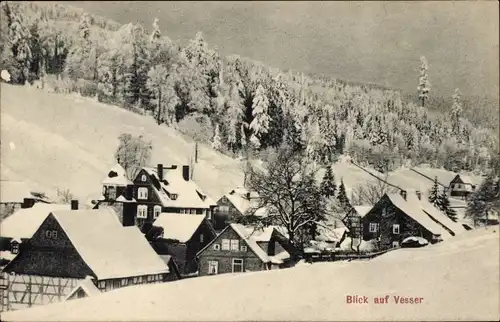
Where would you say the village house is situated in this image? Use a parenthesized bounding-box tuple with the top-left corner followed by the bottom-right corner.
(0, 202, 75, 264)
(214, 187, 266, 231)
(148, 213, 217, 277)
(131, 164, 217, 226)
(196, 224, 293, 276)
(342, 205, 372, 238)
(448, 174, 479, 199)
(1, 208, 170, 312)
(0, 181, 50, 220)
(360, 190, 467, 249)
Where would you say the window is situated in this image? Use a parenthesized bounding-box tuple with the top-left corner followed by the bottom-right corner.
(137, 205, 148, 219)
(153, 206, 161, 219)
(121, 278, 128, 287)
(240, 245, 247, 252)
(213, 244, 220, 250)
(200, 234, 204, 243)
(133, 277, 138, 284)
(219, 206, 230, 213)
(382, 208, 387, 216)
(369, 223, 378, 233)
(138, 187, 148, 200)
(392, 241, 399, 248)
(137, 276, 143, 284)
(190, 209, 197, 215)
(171, 194, 177, 200)
(147, 275, 153, 282)
(180, 209, 186, 214)
(393, 224, 400, 234)
(221, 239, 230, 250)
(11, 243, 19, 254)
(230, 239, 239, 251)
(141, 175, 147, 182)
(208, 261, 219, 275)
(98, 281, 106, 289)
(232, 258, 244, 273)
(45, 230, 58, 239)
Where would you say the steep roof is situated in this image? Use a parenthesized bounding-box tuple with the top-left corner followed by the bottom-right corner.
(230, 224, 271, 262)
(1, 203, 71, 239)
(419, 199, 466, 235)
(102, 163, 132, 186)
(152, 213, 212, 243)
(386, 193, 453, 239)
(0, 181, 46, 203)
(51, 208, 168, 280)
(353, 205, 372, 218)
(143, 167, 216, 209)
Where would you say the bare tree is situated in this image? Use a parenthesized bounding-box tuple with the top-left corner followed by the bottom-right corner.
(353, 175, 398, 205)
(56, 188, 74, 204)
(115, 133, 153, 179)
(242, 144, 329, 254)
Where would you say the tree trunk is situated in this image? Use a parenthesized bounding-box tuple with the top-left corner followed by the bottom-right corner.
(156, 88, 162, 125)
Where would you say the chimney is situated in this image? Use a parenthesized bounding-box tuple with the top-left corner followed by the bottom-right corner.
(157, 164, 163, 181)
(400, 190, 407, 201)
(182, 165, 190, 181)
(246, 192, 251, 200)
(416, 190, 422, 200)
(71, 200, 79, 210)
(21, 198, 34, 209)
(126, 184, 134, 200)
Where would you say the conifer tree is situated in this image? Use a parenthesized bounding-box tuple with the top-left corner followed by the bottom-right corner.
(211, 124, 222, 151)
(428, 176, 440, 207)
(417, 56, 431, 107)
(250, 83, 270, 140)
(336, 178, 350, 211)
(466, 175, 498, 226)
(438, 190, 457, 221)
(320, 165, 336, 198)
(451, 88, 462, 136)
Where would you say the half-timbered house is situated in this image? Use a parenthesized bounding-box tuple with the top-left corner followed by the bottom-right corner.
(149, 213, 217, 276)
(196, 224, 292, 276)
(1, 208, 169, 312)
(131, 164, 217, 227)
(342, 205, 372, 238)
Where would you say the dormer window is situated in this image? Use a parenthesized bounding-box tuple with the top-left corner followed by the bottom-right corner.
(11, 242, 19, 254)
(171, 194, 177, 200)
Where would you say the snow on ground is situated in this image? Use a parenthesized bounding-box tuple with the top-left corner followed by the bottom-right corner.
(0, 84, 244, 201)
(4, 227, 498, 321)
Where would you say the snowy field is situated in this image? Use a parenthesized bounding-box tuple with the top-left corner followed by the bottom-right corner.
(0, 84, 245, 203)
(3, 227, 499, 321)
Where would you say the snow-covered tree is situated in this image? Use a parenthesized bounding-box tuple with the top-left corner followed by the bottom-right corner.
(428, 177, 440, 207)
(225, 83, 244, 151)
(146, 64, 178, 125)
(451, 88, 462, 135)
(211, 124, 222, 151)
(249, 84, 271, 140)
(150, 18, 161, 42)
(336, 178, 351, 211)
(417, 56, 431, 107)
(438, 190, 457, 221)
(115, 133, 153, 179)
(466, 175, 499, 226)
(320, 165, 336, 198)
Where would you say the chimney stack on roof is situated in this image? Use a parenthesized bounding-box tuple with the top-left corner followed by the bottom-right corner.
(157, 164, 164, 181)
(126, 184, 134, 200)
(71, 200, 79, 210)
(400, 190, 407, 201)
(182, 165, 190, 181)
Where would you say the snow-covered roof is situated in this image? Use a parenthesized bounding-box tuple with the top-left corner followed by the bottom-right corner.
(386, 193, 453, 239)
(64, 277, 101, 301)
(102, 163, 132, 186)
(223, 187, 261, 215)
(1, 203, 71, 239)
(353, 205, 372, 218)
(143, 167, 216, 209)
(51, 208, 168, 280)
(419, 199, 467, 235)
(269, 250, 290, 264)
(152, 213, 210, 243)
(0, 181, 46, 203)
(316, 226, 348, 242)
(0, 250, 17, 262)
(230, 224, 271, 262)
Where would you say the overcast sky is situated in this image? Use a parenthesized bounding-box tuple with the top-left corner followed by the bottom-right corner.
(66, 1, 499, 99)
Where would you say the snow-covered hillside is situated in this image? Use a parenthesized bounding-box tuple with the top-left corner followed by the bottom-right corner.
(3, 227, 499, 321)
(0, 84, 245, 202)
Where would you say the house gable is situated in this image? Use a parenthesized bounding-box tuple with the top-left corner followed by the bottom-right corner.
(3, 214, 96, 278)
(450, 175, 467, 185)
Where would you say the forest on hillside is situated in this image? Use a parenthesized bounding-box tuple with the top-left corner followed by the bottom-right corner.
(1, 2, 498, 174)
